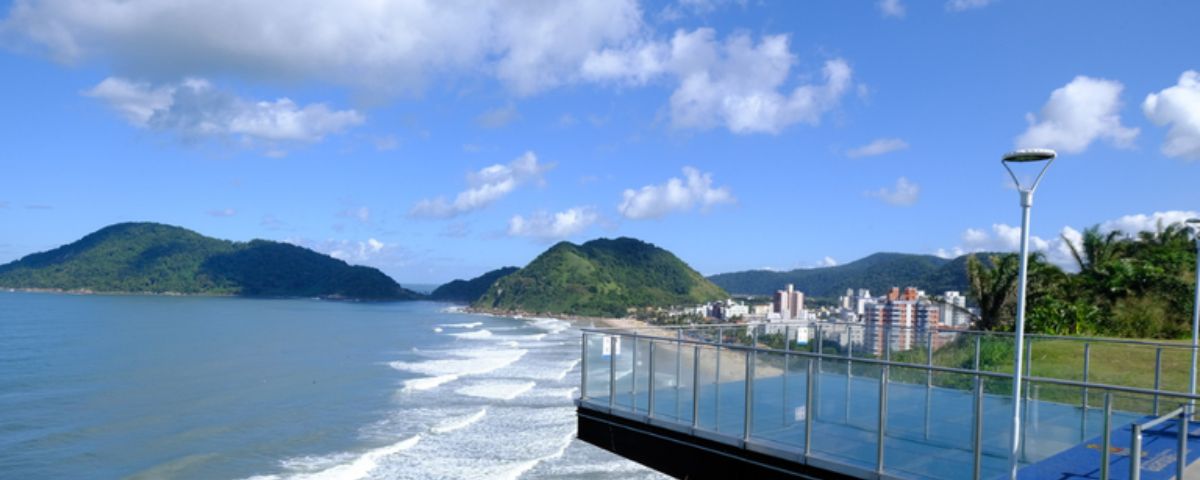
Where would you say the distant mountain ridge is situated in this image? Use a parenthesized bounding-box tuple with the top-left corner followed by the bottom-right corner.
(0, 222, 423, 301)
(474, 237, 727, 317)
(707, 252, 981, 297)
(430, 266, 519, 303)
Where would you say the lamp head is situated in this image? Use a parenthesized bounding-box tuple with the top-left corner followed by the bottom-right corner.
(1002, 148, 1057, 163)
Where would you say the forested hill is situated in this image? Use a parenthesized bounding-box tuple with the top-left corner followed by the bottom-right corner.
(708, 252, 979, 297)
(0, 222, 423, 301)
(430, 266, 520, 303)
(474, 237, 728, 317)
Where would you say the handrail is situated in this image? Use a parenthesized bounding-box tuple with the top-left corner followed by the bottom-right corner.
(581, 322, 1199, 350)
(579, 328, 1200, 480)
(585, 329, 1200, 401)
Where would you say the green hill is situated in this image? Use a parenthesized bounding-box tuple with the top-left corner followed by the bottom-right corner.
(430, 266, 519, 303)
(474, 237, 727, 317)
(0, 222, 423, 301)
(708, 252, 983, 297)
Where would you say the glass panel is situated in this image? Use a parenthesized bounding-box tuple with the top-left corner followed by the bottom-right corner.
(882, 370, 978, 480)
(649, 338, 694, 423)
(749, 350, 808, 450)
(631, 337, 651, 414)
(808, 356, 879, 470)
(582, 333, 611, 403)
(611, 334, 635, 411)
(694, 345, 720, 431)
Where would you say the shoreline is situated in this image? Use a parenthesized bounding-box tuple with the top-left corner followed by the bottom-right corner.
(463, 306, 649, 331)
(0, 287, 418, 303)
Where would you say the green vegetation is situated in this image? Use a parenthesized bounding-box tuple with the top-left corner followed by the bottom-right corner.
(708, 252, 981, 297)
(430, 266, 519, 302)
(474, 237, 728, 317)
(0, 222, 423, 301)
(967, 222, 1197, 338)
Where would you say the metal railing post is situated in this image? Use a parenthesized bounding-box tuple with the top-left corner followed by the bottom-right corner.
(648, 341, 656, 418)
(581, 333, 589, 400)
(846, 341, 853, 424)
(927, 329, 935, 388)
(805, 357, 815, 457)
(715, 342, 721, 430)
(877, 359, 889, 474)
(1101, 393, 1112, 480)
(973, 375, 984, 480)
(691, 345, 700, 429)
(1130, 423, 1142, 480)
(1154, 347, 1163, 415)
(631, 333, 639, 411)
(1082, 342, 1091, 409)
(609, 335, 617, 409)
(783, 352, 790, 427)
(1178, 408, 1188, 480)
(744, 349, 754, 443)
(675, 331, 683, 419)
(974, 334, 982, 372)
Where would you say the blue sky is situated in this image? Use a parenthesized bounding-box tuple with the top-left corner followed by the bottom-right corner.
(1, 0, 1198, 285)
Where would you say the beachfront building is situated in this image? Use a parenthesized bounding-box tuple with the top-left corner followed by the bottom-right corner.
(772, 284, 806, 320)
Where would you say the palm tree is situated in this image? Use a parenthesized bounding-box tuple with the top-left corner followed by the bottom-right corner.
(966, 253, 1020, 330)
(1063, 226, 1125, 274)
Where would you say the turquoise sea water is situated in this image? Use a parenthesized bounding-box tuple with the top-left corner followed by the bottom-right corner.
(0, 291, 663, 479)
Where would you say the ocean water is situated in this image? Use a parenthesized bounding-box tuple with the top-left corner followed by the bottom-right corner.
(0, 292, 665, 479)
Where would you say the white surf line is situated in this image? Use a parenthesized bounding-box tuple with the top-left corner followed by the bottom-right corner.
(455, 381, 536, 401)
(284, 434, 421, 480)
(492, 431, 576, 480)
(438, 322, 483, 329)
(401, 374, 460, 393)
(430, 407, 489, 434)
(555, 359, 581, 381)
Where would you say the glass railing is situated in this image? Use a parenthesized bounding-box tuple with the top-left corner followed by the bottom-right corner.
(577, 322, 1200, 480)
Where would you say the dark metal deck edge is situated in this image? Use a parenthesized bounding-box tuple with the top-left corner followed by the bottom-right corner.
(576, 405, 858, 479)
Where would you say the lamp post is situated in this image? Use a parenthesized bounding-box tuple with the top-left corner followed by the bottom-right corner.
(1000, 148, 1057, 479)
(1187, 218, 1200, 416)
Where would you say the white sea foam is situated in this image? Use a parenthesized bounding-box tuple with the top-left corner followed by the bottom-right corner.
(449, 329, 493, 340)
(455, 381, 536, 400)
(438, 322, 483, 329)
(490, 431, 575, 480)
(432, 327, 443, 333)
(401, 374, 459, 392)
(430, 407, 488, 434)
(277, 435, 421, 480)
(388, 348, 527, 377)
(526, 317, 570, 334)
(555, 359, 581, 381)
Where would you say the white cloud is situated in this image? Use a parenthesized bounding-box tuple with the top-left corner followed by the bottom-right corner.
(507, 206, 598, 241)
(618, 167, 735, 220)
(866, 177, 920, 206)
(1099, 210, 1199, 235)
(946, 0, 993, 11)
(411, 151, 552, 218)
(337, 206, 370, 224)
(817, 256, 838, 267)
(206, 208, 236, 217)
(2, 0, 645, 96)
(582, 28, 853, 134)
(847, 138, 909, 158)
(475, 104, 520, 129)
(1143, 70, 1200, 161)
(85, 77, 363, 147)
(1015, 76, 1138, 154)
(939, 210, 1200, 268)
(287, 237, 404, 266)
(878, 0, 906, 18)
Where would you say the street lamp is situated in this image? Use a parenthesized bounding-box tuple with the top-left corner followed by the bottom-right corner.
(1187, 218, 1200, 416)
(1000, 148, 1057, 479)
